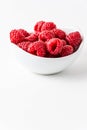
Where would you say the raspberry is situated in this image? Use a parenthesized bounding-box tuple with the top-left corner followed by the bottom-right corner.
(10, 29, 25, 44)
(27, 41, 46, 57)
(34, 21, 45, 32)
(41, 22, 56, 31)
(18, 29, 30, 37)
(39, 30, 55, 42)
(10, 21, 82, 58)
(66, 31, 82, 51)
(52, 28, 66, 39)
(62, 40, 67, 46)
(35, 32, 40, 37)
(60, 45, 74, 57)
(46, 38, 63, 56)
(25, 33, 38, 42)
(18, 41, 31, 51)
(46, 52, 59, 58)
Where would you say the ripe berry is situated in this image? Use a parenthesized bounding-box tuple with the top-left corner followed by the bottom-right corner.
(66, 31, 82, 51)
(34, 21, 45, 32)
(62, 40, 67, 46)
(27, 41, 46, 57)
(18, 29, 30, 37)
(10, 21, 82, 58)
(39, 30, 55, 42)
(46, 38, 63, 56)
(10, 29, 25, 44)
(52, 28, 66, 39)
(60, 45, 74, 57)
(18, 41, 31, 51)
(41, 22, 56, 31)
(25, 33, 38, 42)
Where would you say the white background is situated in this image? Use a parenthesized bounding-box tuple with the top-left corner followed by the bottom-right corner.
(0, 0, 87, 129)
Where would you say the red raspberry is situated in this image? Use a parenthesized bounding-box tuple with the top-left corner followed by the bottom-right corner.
(46, 52, 59, 58)
(25, 33, 38, 42)
(46, 38, 63, 56)
(52, 28, 66, 39)
(62, 40, 67, 46)
(35, 32, 40, 37)
(60, 45, 74, 57)
(17, 41, 31, 51)
(34, 21, 45, 32)
(27, 41, 46, 57)
(41, 22, 56, 31)
(10, 29, 25, 44)
(39, 30, 55, 42)
(18, 29, 30, 37)
(66, 31, 82, 51)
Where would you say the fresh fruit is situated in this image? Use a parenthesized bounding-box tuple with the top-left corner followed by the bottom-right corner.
(34, 21, 45, 32)
(41, 22, 56, 31)
(10, 29, 25, 44)
(10, 21, 82, 58)
(52, 28, 66, 39)
(62, 40, 67, 46)
(66, 31, 82, 51)
(27, 41, 46, 57)
(46, 38, 63, 56)
(25, 33, 38, 42)
(60, 45, 74, 57)
(39, 30, 54, 42)
(18, 29, 30, 37)
(17, 41, 31, 51)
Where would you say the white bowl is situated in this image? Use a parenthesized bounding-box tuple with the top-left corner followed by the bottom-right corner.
(10, 28, 84, 75)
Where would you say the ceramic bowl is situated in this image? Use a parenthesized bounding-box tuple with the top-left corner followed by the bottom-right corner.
(10, 28, 84, 75)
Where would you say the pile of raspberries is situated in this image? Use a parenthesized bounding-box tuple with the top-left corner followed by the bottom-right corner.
(10, 21, 82, 58)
